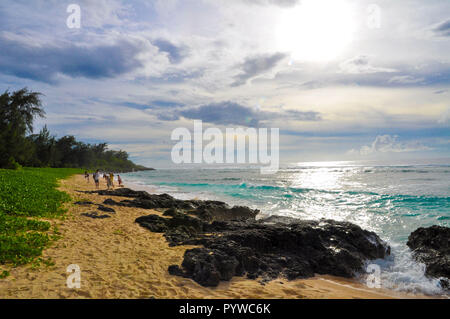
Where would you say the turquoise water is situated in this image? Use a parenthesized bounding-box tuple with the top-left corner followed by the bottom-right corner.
(123, 162, 450, 295)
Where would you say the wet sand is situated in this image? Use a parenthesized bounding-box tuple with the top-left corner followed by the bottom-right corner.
(0, 174, 430, 299)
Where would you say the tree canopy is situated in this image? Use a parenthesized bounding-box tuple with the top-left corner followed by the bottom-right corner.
(0, 88, 151, 172)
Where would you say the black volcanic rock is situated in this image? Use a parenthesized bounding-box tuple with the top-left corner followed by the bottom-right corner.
(180, 248, 240, 286)
(74, 200, 94, 205)
(135, 213, 205, 246)
(136, 212, 390, 287)
(95, 188, 150, 198)
(190, 204, 258, 222)
(81, 212, 111, 219)
(93, 187, 390, 287)
(97, 189, 259, 221)
(103, 198, 123, 206)
(407, 225, 450, 290)
(97, 205, 116, 213)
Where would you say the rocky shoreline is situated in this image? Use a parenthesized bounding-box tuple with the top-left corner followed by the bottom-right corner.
(89, 188, 394, 287)
(84, 188, 450, 292)
(407, 226, 450, 291)
(164, 217, 390, 287)
(5, 174, 436, 299)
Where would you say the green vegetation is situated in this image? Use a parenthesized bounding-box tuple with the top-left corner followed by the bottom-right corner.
(25, 128, 151, 172)
(1, 88, 152, 172)
(0, 88, 44, 169)
(0, 168, 82, 268)
(0, 87, 151, 277)
(0, 87, 151, 274)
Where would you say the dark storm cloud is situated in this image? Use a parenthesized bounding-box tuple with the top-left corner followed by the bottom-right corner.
(151, 100, 185, 108)
(180, 102, 260, 126)
(0, 35, 146, 83)
(154, 101, 321, 126)
(432, 19, 450, 37)
(232, 53, 287, 87)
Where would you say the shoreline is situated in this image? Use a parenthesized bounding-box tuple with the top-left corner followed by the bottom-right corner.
(120, 179, 159, 194)
(0, 174, 435, 299)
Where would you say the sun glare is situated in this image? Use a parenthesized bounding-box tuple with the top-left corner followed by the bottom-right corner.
(275, 0, 356, 62)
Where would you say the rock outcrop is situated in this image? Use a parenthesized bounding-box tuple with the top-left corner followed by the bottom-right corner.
(407, 225, 450, 290)
(81, 212, 111, 219)
(74, 199, 116, 216)
(92, 188, 391, 287)
(164, 217, 390, 287)
(97, 188, 259, 221)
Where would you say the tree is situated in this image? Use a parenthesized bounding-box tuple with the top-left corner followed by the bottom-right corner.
(54, 135, 78, 167)
(0, 88, 151, 172)
(0, 88, 45, 168)
(26, 125, 56, 167)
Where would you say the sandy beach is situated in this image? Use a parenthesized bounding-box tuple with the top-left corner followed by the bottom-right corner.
(0, 174, 432, 299)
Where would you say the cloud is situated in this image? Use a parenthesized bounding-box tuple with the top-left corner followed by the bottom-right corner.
(282, 109, 322, 122)
(271, 59, 450, 89)
(151, 100, 185, 108)
(339, 55, 397, 74)
(179, 102, 260, 126)
(78, 0, 131, 28)
(122, 99, 184, 110)
(154, 101, 321, 126)
(388, 75, 425, 84)
(0, 0, 449, 164)
(350, 135, 431, 155)
(432, 19, 450, 37)
(241, 0, 300, 7)
(232, 53, 287, 86)
(152, 38, 189, 64)
(0, 35, 148, 82)
(438, 107, 450, 124)
(153, 0, 179, 15)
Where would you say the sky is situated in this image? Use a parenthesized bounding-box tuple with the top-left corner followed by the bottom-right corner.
(0, 0, 449, 168)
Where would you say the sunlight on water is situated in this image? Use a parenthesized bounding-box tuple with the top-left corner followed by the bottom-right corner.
(290, 168, 344, 190)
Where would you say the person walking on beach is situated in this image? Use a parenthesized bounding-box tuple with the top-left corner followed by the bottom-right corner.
(106, 173, 111, 190)
(93, 170, 100, 189)
(117, 175, 123, 187)
(109, 172, 115, 188)
(84, 170, 90, 183)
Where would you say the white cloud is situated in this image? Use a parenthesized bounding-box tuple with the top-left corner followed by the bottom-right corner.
(1, 0, 449, 165)
(388, 75, 425, 84)
(350, 135, 432, 156)
(438, 107, 450, 124)
(339, 55, 397, 74)
(78, 0, 131, 28)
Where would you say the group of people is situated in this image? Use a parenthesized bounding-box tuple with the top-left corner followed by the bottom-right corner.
(85, 170, 123, 190)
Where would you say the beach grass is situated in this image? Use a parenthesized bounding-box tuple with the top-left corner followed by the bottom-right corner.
(0, 168, 82, 268)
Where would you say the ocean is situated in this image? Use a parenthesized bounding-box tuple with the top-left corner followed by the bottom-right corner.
(122, 161, 450, 295)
